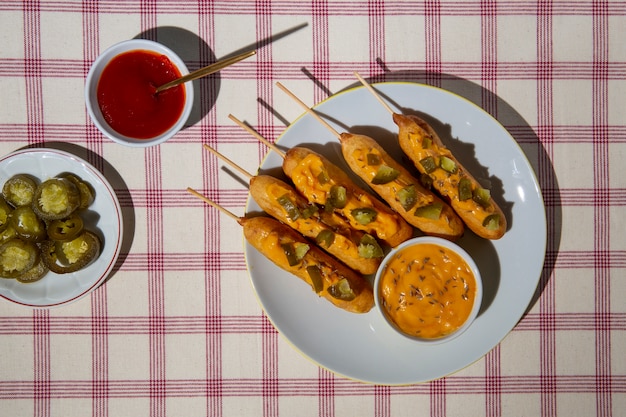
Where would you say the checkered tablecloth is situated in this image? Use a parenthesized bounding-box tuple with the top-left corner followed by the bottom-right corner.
(1, 1, 624, 416)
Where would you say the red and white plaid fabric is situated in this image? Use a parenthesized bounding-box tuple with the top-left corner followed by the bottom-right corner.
(0, 1, 624, 416)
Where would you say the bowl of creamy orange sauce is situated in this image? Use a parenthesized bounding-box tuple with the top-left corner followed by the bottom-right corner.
(374, 236, 482, 344)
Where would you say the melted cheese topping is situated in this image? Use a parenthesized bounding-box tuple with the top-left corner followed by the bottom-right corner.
(405, 130, 496, 223)
(265, 182, 361, 260)
(350, 147, 434, 206)
(290, 153, 401, 240)
(379, 243, 476, 339)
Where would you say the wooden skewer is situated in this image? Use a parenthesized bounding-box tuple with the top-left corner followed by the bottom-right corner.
(202, 143, 252, 180)
(353, 71, 395, 115)
(228, 114, 286, 158)
(275, 82, 342, 140)
(155, 50, 256, 93)
(186, 187, 240, 223)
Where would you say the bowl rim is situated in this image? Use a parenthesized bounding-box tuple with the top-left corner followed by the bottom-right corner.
(84, 39, 194, 147)
(373, 235, 483, 345)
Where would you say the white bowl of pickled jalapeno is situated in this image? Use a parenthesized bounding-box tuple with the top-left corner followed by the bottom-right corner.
(374, 236, 482, 344)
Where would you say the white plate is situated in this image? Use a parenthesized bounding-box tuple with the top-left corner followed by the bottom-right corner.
(244, 82, 546, 385)
(0, 149, 123, 308)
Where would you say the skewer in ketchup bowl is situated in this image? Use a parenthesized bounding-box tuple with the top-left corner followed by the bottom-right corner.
(85, 39, 194, 147)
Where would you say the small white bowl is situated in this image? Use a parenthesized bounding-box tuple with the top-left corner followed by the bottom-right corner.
(85, 39, 194, 147)
(374, 236, 482, 345)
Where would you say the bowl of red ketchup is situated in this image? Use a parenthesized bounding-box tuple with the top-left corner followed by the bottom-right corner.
(85, 39, 194, 147)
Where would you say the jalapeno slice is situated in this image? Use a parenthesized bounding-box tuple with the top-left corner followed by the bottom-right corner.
(315, 229, 335, 248)
(419, 156, 437, 173)
(300, 204, 319, 219)
(47, 213, 84, 241)
(439, 156, 457, 173)
(32, 178, 80, 221)
(0, 225, 17, 245)
(413, 202, 443, 220)
(280, 242, 309, 267)
(357, 234, 384, 259)
(0, 238, 39, 278)
(327, 185, 347, 210)
(277, 194, 300, 221)
(41, 230, 101, 274)
(458, 177, 473, 201)
(473, 187, 491, 208)
(59, 174, 95, 210)
(2, 174, 38, 207)
(327, 278, 356, 301)
(0, 197, 13, 233)
(366, 153, 381, 165)
(397, 185, 418, 211)
(371, 165, 400, 185)
(351, 208, 377, 225)
(16, 258, 48, 283)
(306, 265, 324, 294)
(10, 206, 47, 243)
(483, 214, 501, 230)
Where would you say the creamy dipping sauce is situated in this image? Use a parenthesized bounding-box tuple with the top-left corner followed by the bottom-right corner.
(379, 243, 476, 339)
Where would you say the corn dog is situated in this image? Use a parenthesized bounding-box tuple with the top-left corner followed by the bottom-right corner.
(338, 132, 465, 239)
(249, 174, 382, 274)
(282, 146, 414, 248)
(242, 216, 374, 313)
(393, 113, 507, 239)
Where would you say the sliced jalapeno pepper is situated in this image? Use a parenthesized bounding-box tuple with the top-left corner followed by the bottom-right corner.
(10, 205, 47, 243)
(315, 229, 335, 248)
(351, 208, 377, 225)
(47, 213, 84, 241)
(40, 230, 101, 274)
(458, 177, 473, 201)
(0, 225, 17, 245)
(473, 187, 491, 208)
(414, 202, 443, 220)
(0, 197, 13, 233)
(357, 234, 384, 259)
(0, 238, 39, 278)
(277, 194, 300, 221)
(439, 156, 457, 173)
(419, 156, 437, 173)
(280, 242, 309, 267)
(300, 204, 319, 219)
(327, 185, 347, 210)
(32, 178, 80, 221)
(371, 165, 400, 185)
(419, 173, 433, 190)
(16, 258, 48, 283)
(317, 170, 330, 185)
(2, 174, 38, 207)
(327, 278, 356, 301)
(366, 153, 381, 165)
(397, 185, 418, 211)
(306, 265, 324, 294)
(483, 214, 501, 230)
(59, 174, 95, 210)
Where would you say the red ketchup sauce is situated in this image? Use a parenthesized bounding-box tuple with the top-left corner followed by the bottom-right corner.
(97, 49, 186, 139)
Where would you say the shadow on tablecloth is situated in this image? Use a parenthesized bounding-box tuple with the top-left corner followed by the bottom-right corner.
(135, 23, 308, 129)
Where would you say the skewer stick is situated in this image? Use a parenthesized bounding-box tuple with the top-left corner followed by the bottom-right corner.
(202, 143, 253, 180)
(228, 114, 286, 158)
(353, 71, 395, 115)
(186, 187, 241, 223)
(275, 82, 342, 140)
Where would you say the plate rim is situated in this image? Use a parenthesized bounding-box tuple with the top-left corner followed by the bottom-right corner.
(0, 148, 123, 308)
(245, 81, 547, 384)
